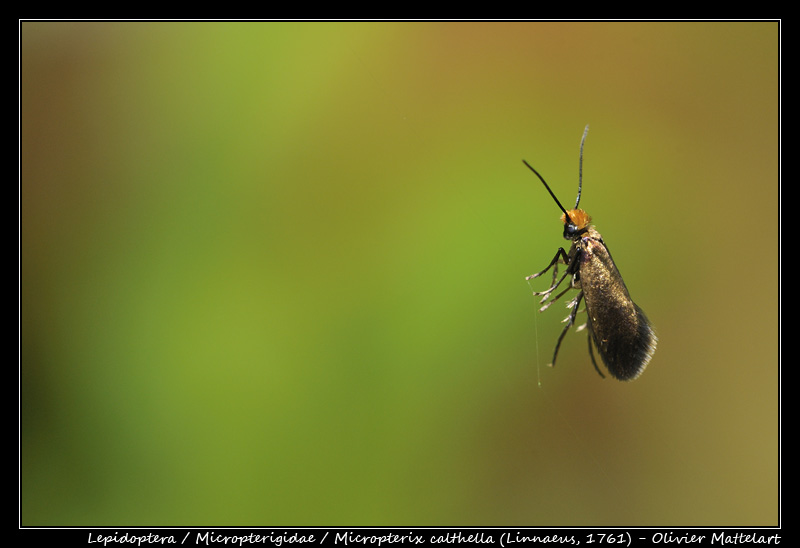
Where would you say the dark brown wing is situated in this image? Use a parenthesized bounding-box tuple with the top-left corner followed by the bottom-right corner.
(579, 231, 657, 381)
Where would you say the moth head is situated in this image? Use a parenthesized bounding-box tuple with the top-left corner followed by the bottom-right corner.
(561, 209, 591, 239)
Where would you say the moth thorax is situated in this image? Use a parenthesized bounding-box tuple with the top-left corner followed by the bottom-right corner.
(561, 209, 591, 231)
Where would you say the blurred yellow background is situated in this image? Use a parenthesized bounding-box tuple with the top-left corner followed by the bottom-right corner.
(20, 21, 779, 526)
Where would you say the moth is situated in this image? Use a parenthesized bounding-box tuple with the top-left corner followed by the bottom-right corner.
(524, 126, 657, 381)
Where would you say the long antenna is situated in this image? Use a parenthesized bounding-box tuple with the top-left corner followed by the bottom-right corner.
(522, 159, 571, 220)
(576, 124, 589, 209)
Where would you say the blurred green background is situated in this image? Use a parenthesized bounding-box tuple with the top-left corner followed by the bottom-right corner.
(20, 22, 778, 526)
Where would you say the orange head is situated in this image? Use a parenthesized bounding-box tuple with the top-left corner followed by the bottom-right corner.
(561, 209, 591, 231)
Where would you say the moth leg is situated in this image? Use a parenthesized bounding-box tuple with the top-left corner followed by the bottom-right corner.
(587, 331, 605, 379)
(549, 291, 584, 368)
(529, 247, 579, 302)
(539, 280, 574, 311)
(533, 269, 571, 302)
(526, 247, 569, 281)
(546, 262, 559, 296)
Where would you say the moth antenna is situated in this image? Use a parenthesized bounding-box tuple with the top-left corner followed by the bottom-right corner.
(576, 124, 589, 209)
(522, 159, 572, 222)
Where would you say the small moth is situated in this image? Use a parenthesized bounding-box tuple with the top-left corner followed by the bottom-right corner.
(524, 125, 657, 381)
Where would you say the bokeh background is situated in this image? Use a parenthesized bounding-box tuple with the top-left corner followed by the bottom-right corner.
(20, 22, 779, 526)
